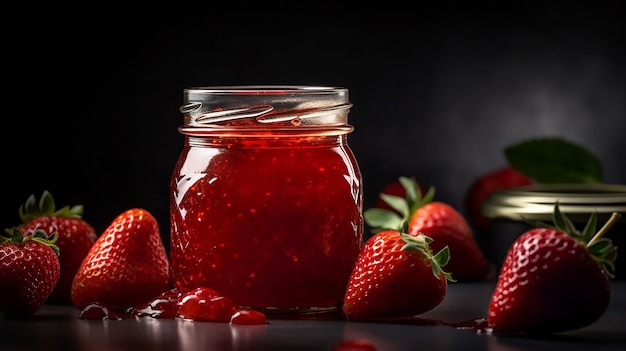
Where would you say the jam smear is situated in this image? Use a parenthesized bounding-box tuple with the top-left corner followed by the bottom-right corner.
(132, 288, 181, 319)
(77, 286, 488, 332)
(343, 315, 490, 333)
(78, 302, 119, 320)
(177, 287, 236, 322)
(77, 287, 268, 325)
(449, 317, 491, 334)
(230, 309, 268, 325)
(328, 317, 490, 350)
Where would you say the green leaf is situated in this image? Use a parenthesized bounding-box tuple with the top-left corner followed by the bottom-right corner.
(379, 194, 409, 219)
(19, 194, 40, 222)
(363, 208, 403, 231)
(17, 191, 84, 222)
(39, 190, 56, 216)
(505, 137, 603, 183)
(581, 212, 598, 242)
(11, 227, 25, 242)
(432, 246, 455, 282)
(398, 176, 418, 206)
(588, 238, 614, 257)
(400, 220, 409, 234)
(30, 229, 60, 257)
(399, 232, 455, 282)
(553, 202, 580, 238)
(413, 186, 435, 214)
(433, 245, 451, 267)
(1, 229, 13, 244)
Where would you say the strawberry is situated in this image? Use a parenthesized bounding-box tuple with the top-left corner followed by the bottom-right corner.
(365, 176, 490, 281)
(464, 166, 533, 234)
(487, 203, 620, 334)
(0, 228, 60, 317)
(342, 227, 453, 320)
(71, 208, 171, 310)
(15, 190, 97, 304)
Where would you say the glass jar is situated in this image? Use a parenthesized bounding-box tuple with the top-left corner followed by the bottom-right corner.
(169, 86, 363, 313)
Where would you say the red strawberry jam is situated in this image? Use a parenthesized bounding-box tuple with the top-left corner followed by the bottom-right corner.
(177, 287, 236, 322)
(78, 302, 119, 320)
(170, 87, 363, 313)
(230, 309, 268, 325)
(132, 288, 181, 319)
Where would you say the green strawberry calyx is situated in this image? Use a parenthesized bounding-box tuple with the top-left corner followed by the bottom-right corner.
(398, 221, 456, 283)
(365, 176, 434, 233)
(525, 202, 621, 279)
(18, 190, 84, 223)
(0, 228, 60, 257)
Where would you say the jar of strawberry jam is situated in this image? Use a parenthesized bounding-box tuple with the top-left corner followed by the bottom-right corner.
(170, 86, 363, 314)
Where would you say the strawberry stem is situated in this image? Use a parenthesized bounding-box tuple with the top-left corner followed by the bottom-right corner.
(587, 212, 623, 247)
(399, 231, 456, 283)
(18, 190, 84, 223)
(1, 228, 61, 256)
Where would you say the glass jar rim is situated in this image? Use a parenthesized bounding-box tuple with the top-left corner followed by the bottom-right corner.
(182, 85, 347, 95)
(179, 85, 353, 135)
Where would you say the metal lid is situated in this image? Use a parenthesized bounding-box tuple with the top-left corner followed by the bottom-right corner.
(482, 183, 626, 223)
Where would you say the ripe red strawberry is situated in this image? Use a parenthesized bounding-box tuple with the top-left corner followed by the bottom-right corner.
(365, 176, 490, 281)
(342, 229, 453, 320)
(16, 191, 97, 304)
(487, 204, 620, 334)
(464, 166, 533, 234)
(0, 228, 60, 317)
(71, 208, 171, 310)
(408, 202, 491, 281)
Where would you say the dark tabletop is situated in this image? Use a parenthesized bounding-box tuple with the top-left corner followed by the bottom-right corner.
(2, 281, 625, 351)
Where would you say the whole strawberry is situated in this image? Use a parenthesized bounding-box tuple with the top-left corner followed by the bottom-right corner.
(343, 227, 453, 320)
(71, 208, 171, 310)
(365, 176, 490, 281)
(0, 228, 60, 318)
(487, 203, 620, 334)
(464, 166, 533, 234)
(16, 190, 97, 304)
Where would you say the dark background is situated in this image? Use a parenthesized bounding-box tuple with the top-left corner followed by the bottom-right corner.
(3, 4, 625, 252)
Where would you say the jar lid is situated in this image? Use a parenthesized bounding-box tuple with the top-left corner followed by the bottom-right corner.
(178, 86, 353, 136)
(482, 183, 626, 223)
